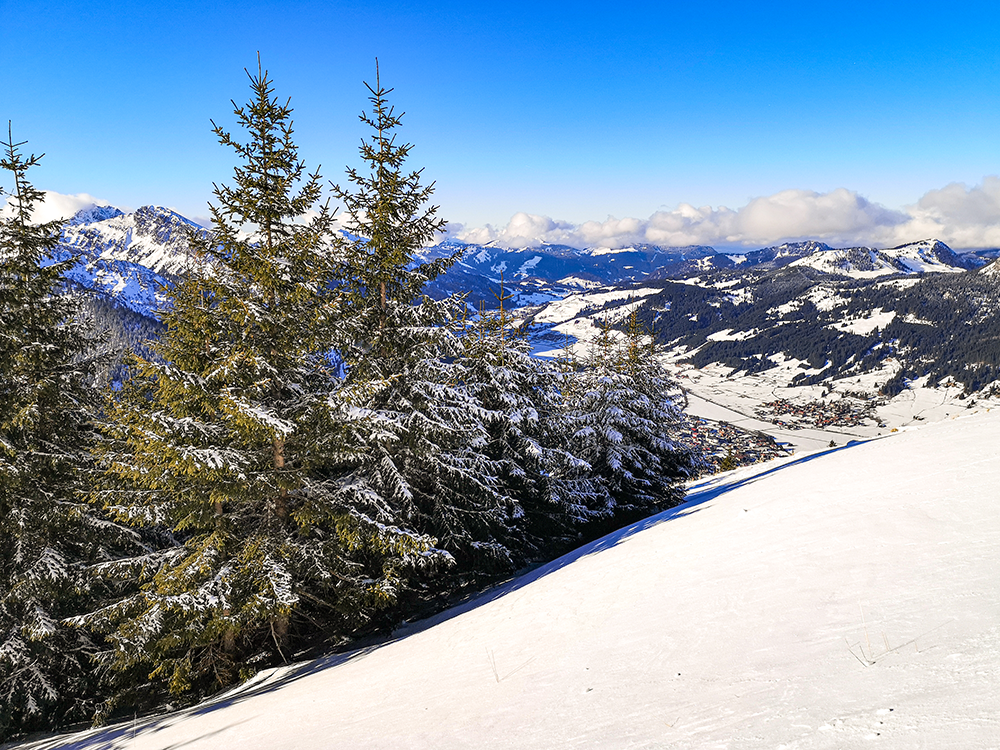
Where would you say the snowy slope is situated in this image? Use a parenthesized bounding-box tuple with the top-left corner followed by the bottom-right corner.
(879, 239, 970, 274)
(524, 285, 663, 356)
(790, 245, 902, 278)
(60, 205, 203, 276)
(20, 410, 1000, 750)
(789, 240, 969, 278)
(979, 258, 1000, 278)
(52, 205, 201, 316)
(61, 257, 169, 316)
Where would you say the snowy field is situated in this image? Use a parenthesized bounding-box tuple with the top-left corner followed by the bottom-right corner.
(666, 356, 993, 453)
(16, 410, 1000, 749)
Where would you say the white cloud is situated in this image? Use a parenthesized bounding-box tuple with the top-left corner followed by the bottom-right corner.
(13, 181, 1000, 252)
(455, 181, 1000, 251)
(877, 178, 1000, 248)
(498, 212, 579, 248)
(1, 190, 118, 224)
(731, 189, 907, 246)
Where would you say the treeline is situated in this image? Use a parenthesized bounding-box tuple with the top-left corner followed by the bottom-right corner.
(847, 273, 1000, 392)
(74, 293, 166, 386)
(0, 65, 699, 741)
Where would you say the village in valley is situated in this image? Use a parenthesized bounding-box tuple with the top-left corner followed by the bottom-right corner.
(679, 415, 787, 475)
(754, 396, 881, 430)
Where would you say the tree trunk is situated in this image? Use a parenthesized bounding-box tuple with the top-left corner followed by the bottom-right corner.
(272, 614, 289, 661)
(273, 435, 288, 521)
(221, 623, 235, 655)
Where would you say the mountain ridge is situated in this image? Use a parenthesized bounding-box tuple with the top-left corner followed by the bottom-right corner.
(53, 203, 1000, 407)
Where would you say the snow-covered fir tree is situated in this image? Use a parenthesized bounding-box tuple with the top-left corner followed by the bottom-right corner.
(328, 65, 522, 586)
(458, 286, 604, 568)
(566, 311, 698, 526)
(84, 63, 444, 707)
(0, 127, 117, 740)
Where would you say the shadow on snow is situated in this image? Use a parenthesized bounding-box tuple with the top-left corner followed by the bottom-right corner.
(17, 440, 870, 750)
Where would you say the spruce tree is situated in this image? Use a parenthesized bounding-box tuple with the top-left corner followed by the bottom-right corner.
(459, 284, 602, 567)
(328, 65, 518, 587)
(85, 62, 444, 707)
(0, 126, 112, 740)
(332, 61, 455, 330)
(567, 311, 698, 526)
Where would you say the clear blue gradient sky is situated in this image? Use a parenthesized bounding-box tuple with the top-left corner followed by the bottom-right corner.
(3, 0, 1000, 248)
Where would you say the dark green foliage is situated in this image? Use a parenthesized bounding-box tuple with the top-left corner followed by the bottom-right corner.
(567, 314, 697, 530)
(880, 368, 910, 397)
(332, 61, 453, 325)
(457, 290, 597, 572)
(718, 448, 738, 472)
(633, 263, 1000, 394)
(75, 294, 165, 387)
(82, 64, 445, 712)
(326, 65, 495, 580)
(0, 127, 124, 741)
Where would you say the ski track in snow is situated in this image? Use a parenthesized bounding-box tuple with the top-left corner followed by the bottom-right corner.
(16, 410, 1000, 750)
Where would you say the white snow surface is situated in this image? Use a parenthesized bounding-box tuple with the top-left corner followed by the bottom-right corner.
(60, 206, 203, 276)
(532, 287, 661, 326)
(557, 275, 605, 289)
(827, 308, 897, 336)
(706, 328, 757, 342)
(585, 246, 638, 257)
(21, 411, 1000, 750)
(788, 240, 966, 278)
(880, 240, 966, 275)
(516, 255, 542, 276)
(530, 287, 661, 357)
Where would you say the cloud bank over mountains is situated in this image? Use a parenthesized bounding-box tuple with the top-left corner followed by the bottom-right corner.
(0, 191, 121, 224)
(10, 179, 1000, 252)
(449, 178, 1000, 251)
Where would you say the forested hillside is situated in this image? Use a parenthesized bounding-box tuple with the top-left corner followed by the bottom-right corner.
(617, 265, 1000, 395)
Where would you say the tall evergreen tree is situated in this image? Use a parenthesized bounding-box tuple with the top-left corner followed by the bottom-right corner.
(458, 285, 603, 568)
(0, 126, 112, 740)
(333, 61, 454, 331)
(84, 62, 443, 707)
(567, 311, 698, 525)
(327, 66, 479, 571)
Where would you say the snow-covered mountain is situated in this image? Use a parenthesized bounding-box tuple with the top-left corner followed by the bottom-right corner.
(60, 205, 204, 276)
(790, 239, 973, 278)
(879, 238, 974, 273)
(426, 236, 977, 304)
(980, 258, 1000, 278)
(52, 205, 203, 316)
(61, 255, 169, 316)
(741, 239, 833, 268)
(53, 201, 982, 318)
(19, 409, 1000, 749)
(64, 205, 124, 227)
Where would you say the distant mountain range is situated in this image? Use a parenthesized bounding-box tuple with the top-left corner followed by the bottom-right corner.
(54, 204, 1000, 396)
(55, 203, 995, 316)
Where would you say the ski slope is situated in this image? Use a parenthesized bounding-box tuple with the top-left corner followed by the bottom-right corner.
(17, 410, 1000, 749)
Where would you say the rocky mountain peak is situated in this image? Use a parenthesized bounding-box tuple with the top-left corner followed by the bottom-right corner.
(67, 204, 125, 226)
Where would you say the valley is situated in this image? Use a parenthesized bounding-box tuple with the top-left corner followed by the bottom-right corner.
(59, 203, 1000, 458)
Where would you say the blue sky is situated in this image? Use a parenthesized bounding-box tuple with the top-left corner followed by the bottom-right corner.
(3, 0, 1000, 248)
